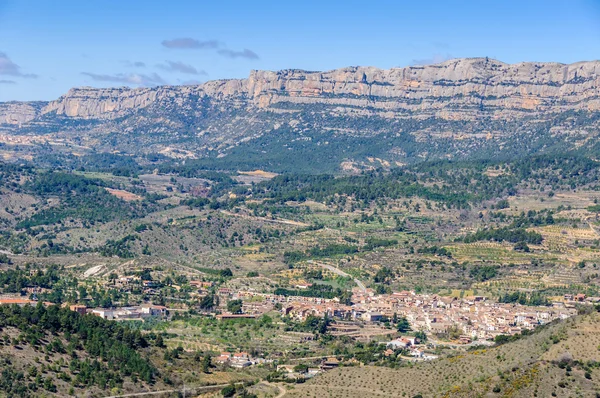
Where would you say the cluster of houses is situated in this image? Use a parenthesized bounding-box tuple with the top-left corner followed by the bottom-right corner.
(385, 336, 438, 360)
(223, 288, 578, 342)
(86, 304, 168, 320)
(0, 296, 170, 322)
(349, 289, 578, 340)
(213, 351, 272, 368)
(563, 293, 598, 303)
(0, 297, 53, 307)
(0, 280, 587, 344)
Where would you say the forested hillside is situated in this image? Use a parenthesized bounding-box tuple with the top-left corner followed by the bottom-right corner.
(0, 304, 160, 397)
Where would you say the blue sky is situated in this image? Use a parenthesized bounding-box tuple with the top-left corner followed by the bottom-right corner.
(1, 0, 599, 101)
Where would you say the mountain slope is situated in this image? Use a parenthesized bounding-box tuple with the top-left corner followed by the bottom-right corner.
(2, 58, 600, 172)
(283, 310, 600, 398)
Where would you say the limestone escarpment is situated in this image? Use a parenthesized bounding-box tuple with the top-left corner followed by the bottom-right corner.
(0, 101, 46, 125)
(2, 57, 600, 170)
(41, 86, 185, 118)
(32, 58, 600, 121)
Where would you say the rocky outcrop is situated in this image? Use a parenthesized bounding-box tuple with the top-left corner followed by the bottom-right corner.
(0, 102, 45, 125)
(34, 58, 600, 121)
(41, 86, 183, 118)
(1, 58, 600, 171)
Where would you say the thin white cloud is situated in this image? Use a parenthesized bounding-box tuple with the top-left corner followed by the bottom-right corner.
(0, 79, 16, 84)
(81, 72, 167, 86)
(157, 61, 206, 75)
(122, 60, 146, 68)
(161, 37, 259, 60)
(161, 38, 220, 49)
(217, 48, 259, 60)
(0, 52, 37, 78)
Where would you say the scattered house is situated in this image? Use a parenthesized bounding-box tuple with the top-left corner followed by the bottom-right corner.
(362, 312, 383, 322)
(233, 352, 249, 360)
(294, 283, 312, 289)
(69, 304, 87, 315)
(402, 336, 418, 345)
(141, 304, 168, 317)
(321, 357, 340, 370)
(91, 308, 114, 320)
(0, 298, 52, 307)
(386, 335, 419, 349)
(190, 280, 213, 289)
(91, 305, 169, 321)
(230, 359, 252, 368)
(459, 335, 472, 344)
(214, 352, 232, 364)
(387, 338, 410, 349)
(410, 348, 424, 358)
(575, 294, 587, 302)
(215, 351, 253, 368)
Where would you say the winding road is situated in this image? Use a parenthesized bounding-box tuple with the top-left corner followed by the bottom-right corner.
(104, 382, 285, 398)
(313, 262, 367, 292)
(103, 383, 232, 397)
(586, 215, 600, 237)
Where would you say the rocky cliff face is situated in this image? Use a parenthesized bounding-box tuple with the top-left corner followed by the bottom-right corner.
(34, 58, 600, 121)
(0, 101, 46, 125)
(2, 58, 600, 171)
(41, 86, 188, 118)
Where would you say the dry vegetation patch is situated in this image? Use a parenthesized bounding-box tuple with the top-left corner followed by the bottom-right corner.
(285, 313, 600, 398)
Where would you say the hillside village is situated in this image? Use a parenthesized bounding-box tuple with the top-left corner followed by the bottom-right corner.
(223, 287, 579, 342)
(0, 280, 581, 343)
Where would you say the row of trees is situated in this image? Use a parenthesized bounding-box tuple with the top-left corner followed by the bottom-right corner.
(463, 227, 543, 245)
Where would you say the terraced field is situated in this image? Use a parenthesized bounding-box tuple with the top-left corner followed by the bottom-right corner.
(445, 242, 549, 264)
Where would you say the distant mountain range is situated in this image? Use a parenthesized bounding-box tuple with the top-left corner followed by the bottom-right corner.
(1, 58, 600, 172)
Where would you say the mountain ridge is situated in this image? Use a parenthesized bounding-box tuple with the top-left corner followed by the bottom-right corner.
(1, 57, 600, 172)
(4, 57, 600, 122)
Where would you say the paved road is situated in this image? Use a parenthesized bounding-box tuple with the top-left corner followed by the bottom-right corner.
(286, 355, 327, 362)
(429, 338, 495, 348)
(220, 210, 309, 227)
(314, 262, 367, 292)
(103, 383, 231, 398)
(104, 382, 285, 398)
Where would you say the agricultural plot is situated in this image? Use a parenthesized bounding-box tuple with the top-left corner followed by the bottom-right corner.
(445, 242, 548, 264)
(535, 225, 599, 248)
(155, 316, 321, 355)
